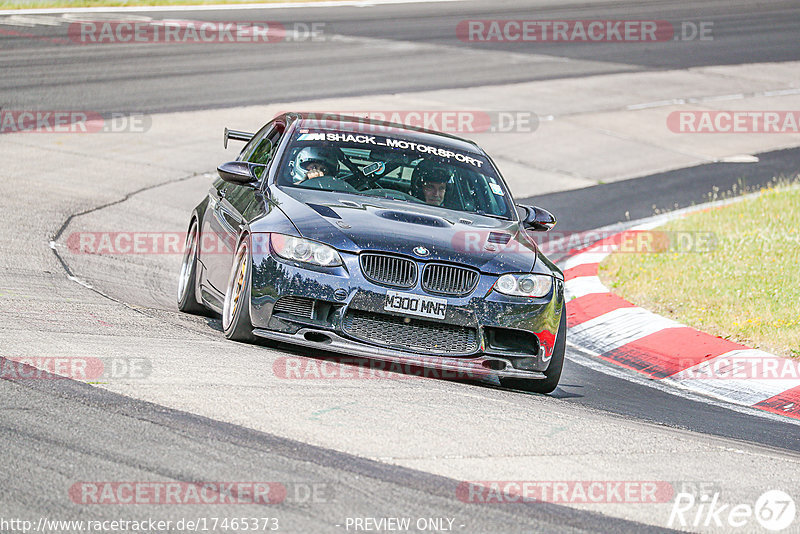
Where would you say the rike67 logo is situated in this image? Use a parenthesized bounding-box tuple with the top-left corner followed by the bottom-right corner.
(669, 490, 796, 531)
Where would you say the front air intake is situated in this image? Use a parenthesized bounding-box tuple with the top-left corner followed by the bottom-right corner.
(360, 253, 418, 288)
(273, 296, 316, 319)
(421, 263, 479, 296)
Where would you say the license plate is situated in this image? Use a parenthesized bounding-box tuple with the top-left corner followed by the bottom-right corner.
(384, 291, 447, 320)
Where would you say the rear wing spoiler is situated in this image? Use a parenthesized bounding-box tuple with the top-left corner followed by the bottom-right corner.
(224, 128, 254, 149)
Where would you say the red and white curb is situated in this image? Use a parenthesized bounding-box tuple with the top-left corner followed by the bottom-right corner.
(558, 203, 800, 421)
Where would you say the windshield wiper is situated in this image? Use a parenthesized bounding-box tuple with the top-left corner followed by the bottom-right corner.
(475, 210, 511, 221)
(357, 192, 418, 204)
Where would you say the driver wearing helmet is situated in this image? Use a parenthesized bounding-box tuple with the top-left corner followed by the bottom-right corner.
(292, 146, 338, 183)
(411, 159, 451, 206)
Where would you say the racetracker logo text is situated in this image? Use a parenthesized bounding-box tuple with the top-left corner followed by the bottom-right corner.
(453, 230, 717, 255)
(667, 111, 800, 133)
(456, 20, 712, 42)
(66, 231, 244, 255)
(0, 110, 150, 134)
(674, 353, 800, 380)
(69, 482, 286, 505)
(0, 357, 150, 380)
(273, 356, 492, 381)
(281, 111, 538, 134)
(457, 481, 674, 503)
(67, 20, 324, 44)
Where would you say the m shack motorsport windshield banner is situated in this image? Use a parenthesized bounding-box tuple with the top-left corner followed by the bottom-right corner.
(296, 131, 486, 168)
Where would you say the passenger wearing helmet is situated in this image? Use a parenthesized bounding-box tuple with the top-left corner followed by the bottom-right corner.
(292, 146, 339, 183)
(411, 159, 451, 206)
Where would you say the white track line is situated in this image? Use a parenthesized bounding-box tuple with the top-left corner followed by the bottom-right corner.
(626, 88, 800, 111)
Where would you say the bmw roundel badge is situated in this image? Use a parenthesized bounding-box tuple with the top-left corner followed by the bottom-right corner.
(413, 246, 430, 257)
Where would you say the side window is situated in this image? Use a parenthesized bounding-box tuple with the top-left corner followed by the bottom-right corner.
(239, 123, 272, 161)
(241, 123, 284, 181)
(249, 132, 278, 165)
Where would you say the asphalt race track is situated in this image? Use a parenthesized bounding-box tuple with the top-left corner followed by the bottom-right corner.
(2, 1, 800, 532)
(2, 0, 800, 113)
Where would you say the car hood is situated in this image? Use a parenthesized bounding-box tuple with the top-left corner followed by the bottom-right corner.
(261, 187, 540, 274)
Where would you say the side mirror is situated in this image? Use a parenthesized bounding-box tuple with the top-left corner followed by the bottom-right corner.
(217, 161, 259, 185)
(518, 204, 557, 231)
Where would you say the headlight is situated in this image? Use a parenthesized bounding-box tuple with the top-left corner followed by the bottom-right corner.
(270, 234, 342, 267)
(493, 273, 552, 298)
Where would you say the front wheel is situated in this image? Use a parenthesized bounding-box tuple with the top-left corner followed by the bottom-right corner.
(501, 307, 566, 394)
(222, 237, 257, 342)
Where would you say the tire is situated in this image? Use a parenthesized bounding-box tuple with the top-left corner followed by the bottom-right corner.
(177, 219, 207, 315)
(501, 306, 566, 394)
(222, 236, 257, 342)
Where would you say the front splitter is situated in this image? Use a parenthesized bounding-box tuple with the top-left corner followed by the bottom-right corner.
(252, 327, 547, 383)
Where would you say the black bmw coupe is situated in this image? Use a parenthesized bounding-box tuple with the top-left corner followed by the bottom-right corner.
(178, 113, 565, 392)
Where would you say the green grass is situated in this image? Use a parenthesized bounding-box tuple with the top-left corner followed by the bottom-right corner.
(0, 0, 326, 8)
(598, 184, 800, 359)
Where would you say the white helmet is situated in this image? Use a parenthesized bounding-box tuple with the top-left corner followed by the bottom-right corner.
(291, 146, 338, 182)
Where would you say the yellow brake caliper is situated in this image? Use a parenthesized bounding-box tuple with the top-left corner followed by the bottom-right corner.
(232, 258, 246, 315)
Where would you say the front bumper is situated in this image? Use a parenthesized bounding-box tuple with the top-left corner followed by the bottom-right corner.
(253, 328, 546, 381)
(249, 246, 564, 379)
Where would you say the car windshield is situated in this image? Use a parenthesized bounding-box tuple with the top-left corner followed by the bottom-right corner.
(276, 129, 514, 219)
